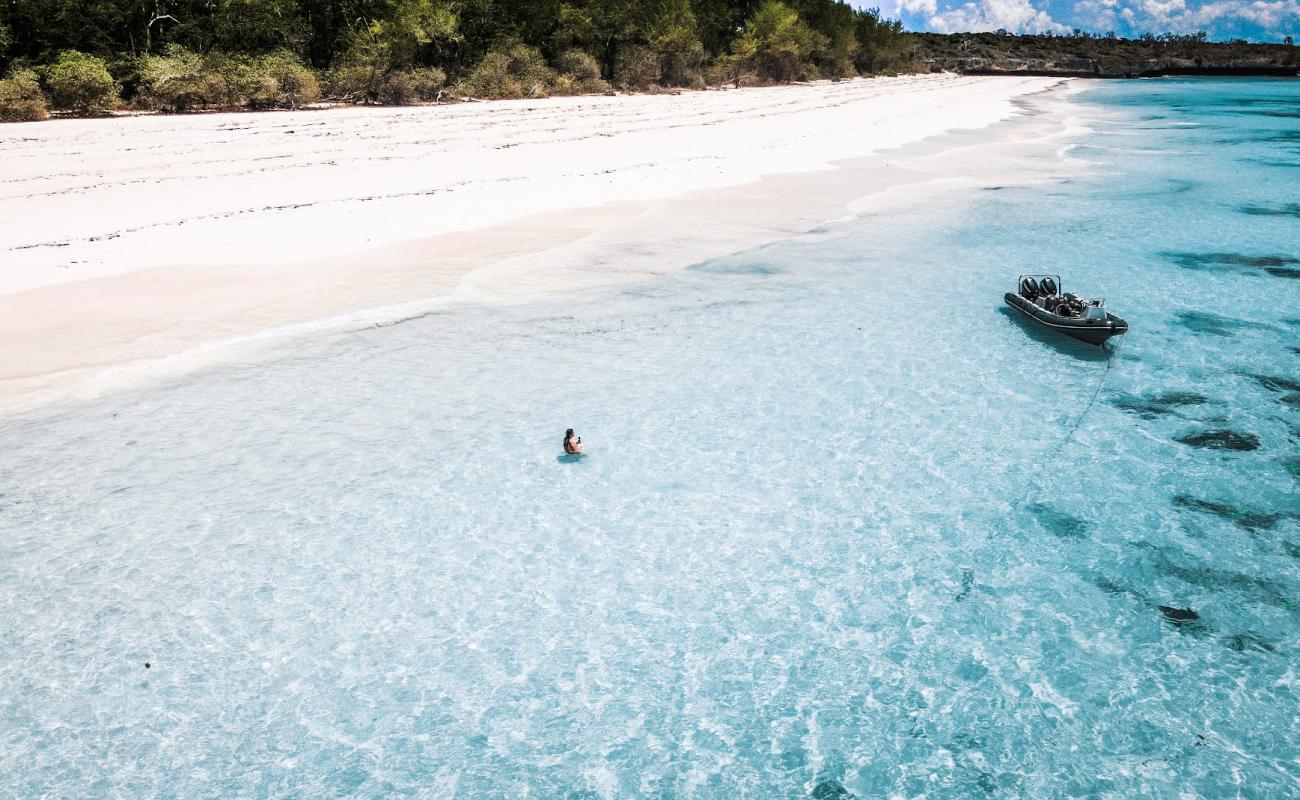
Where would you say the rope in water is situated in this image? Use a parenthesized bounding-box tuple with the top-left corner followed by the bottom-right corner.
(1060, 333, 1125, 446)
(1010, 332, 1126, 510)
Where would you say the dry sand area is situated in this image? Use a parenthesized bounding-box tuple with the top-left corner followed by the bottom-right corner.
(0, 73, 1069, 410)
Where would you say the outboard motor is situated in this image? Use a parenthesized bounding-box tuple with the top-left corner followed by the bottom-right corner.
(1019, 277, 1039, 299)
(1039, 276, 1058, 296)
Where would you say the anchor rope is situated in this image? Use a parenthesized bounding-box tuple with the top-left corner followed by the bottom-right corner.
(1010, 332, 1126, 510)
(1060, 333, 1124, 446)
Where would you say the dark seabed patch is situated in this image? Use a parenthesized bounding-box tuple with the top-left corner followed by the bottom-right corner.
(1239, 202, 1300, 218)
(691, 260, 782, 276)
(1222, 631, 1276, 653)
(1027, 503, 1090, 539)
(1286, 458, 1300, 477)
(1111, 391, 1208, 419)
(1091, 575, 1130, 596)
(1157, 606, 1209, 634)
(1241, 373, 1300, 393)
(1161, 252, 1300, 279)
(1162, 252, 1300, 269)
(955, 567, 976, 601)
(1281, 393, 1300, 407)
(1175, 429, 1260, 451)
(1172, 495, 1280, 531)
(811, 779, 855, 799)
(1173, 311, 1271, 337)
(1146, 545, 1293, 609)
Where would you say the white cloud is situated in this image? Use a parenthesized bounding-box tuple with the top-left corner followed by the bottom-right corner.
(926, 0, 1070, 32)
(898, 0, 941, 16)
(855, 0, 1299, 39)
(1096, 0, 1300, 35)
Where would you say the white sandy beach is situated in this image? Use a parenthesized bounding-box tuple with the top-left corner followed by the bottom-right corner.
(0, 73, 1071, 410)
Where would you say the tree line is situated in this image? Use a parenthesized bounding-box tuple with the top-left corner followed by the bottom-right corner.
(0, 0, 914, 121)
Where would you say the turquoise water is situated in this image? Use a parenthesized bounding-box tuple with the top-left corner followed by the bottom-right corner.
(2, 79, 1298, 798)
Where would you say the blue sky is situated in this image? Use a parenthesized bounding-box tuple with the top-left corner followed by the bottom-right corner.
(852, 0, 1299, 41)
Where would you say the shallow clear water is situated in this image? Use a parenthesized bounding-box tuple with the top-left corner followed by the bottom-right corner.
(2, 79, 1298, 798)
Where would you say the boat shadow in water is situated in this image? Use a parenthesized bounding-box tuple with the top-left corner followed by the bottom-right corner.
(996, 306, 1112, 362)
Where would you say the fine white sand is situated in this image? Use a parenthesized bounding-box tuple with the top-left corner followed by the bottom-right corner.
(0, 73, 1068, 411)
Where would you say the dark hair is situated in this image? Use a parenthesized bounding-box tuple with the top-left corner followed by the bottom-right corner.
(565, 429, 574, 439)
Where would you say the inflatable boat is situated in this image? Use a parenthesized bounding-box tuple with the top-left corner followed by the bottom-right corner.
(1004, 275, 1128, 346)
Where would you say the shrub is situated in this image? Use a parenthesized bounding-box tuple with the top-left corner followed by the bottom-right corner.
(341, 66, 442, 105)
(704, 54, 752, 88)
(655, 27, 707, 87)
(326, 27, 441, 105)
(137, 45, 226, 111)
(324, 29, 387, 103)
(457, 43, 555, 99)
(214, 54, 279, 107)
(376, 70, 416, 104)
(409, 67, 446, 100)
(255, 51, 319, 107)
(207, 50, 320, 109)
(324, 62, 379, 103)
(612, 45, 659, 89)
(552, 50, 608, 94)
(733, 2, 826, 84)
(45, 50, 118, 114)
(0, 68, 50, 122)
(107, 55, 146, 104)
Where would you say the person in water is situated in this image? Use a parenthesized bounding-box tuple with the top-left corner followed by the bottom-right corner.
(564, 428, 582, 454)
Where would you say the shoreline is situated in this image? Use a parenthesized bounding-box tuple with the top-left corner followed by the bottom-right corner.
(0, 74, 1083, 415)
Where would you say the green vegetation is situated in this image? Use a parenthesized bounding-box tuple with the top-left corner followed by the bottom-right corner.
(913, 30, 1299, 77)
(45, 50, 116, 114)
(0, 0, 913, 118)
(0, 68, 48, 121)
(8, 1, 1289, 121)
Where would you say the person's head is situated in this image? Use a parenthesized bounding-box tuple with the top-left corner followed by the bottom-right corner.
(565, 428, 575, 440)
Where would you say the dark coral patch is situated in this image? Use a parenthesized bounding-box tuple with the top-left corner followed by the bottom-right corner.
(1156, 391, 1211, 406)
(812, 780, 855, 799)
(1161, 251, 1300, 271)
(1112, 391, 1208, 419)
(1156, 557, 1291, 607)
(1174, 311, 1268, 336)
(1239, 202, 1300, 218)
(1223, 632, 1276, 653)
(1027, 503, 1089, 539)
(1175, 429, 1260, 451)
(1158, 605, 1209, 634)
(691, 260, 782, 276)
(1172, 495, 1280, 530)
(1242, 373, 1300, 393)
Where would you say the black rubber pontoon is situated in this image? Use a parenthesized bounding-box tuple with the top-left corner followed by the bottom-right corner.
(1004, 274, 1128, 346)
